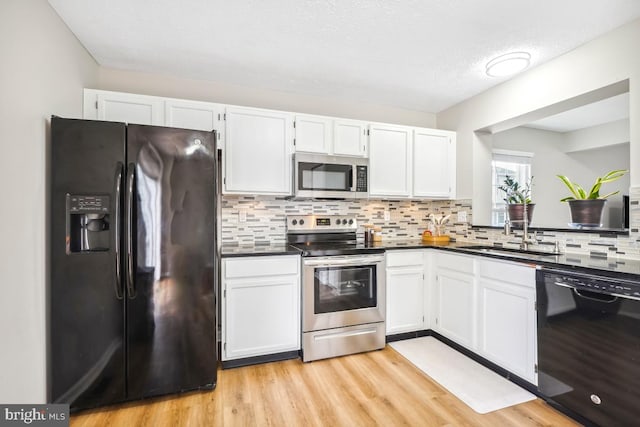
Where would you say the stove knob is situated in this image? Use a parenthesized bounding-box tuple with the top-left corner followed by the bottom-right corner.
(300, 219, 305, 225)
(342, 219, 348, 225)
(348, 219, 354, 225)
(292, 219, 298, 225)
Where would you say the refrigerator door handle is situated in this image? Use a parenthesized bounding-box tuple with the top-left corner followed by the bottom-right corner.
(126, 164, 136, 299)
(113, 162, 124, 300)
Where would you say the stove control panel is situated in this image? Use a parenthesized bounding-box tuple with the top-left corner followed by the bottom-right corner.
(287, 215, 358, 233)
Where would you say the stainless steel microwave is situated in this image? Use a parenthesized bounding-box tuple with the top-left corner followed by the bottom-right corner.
(293, 153, 368, 199)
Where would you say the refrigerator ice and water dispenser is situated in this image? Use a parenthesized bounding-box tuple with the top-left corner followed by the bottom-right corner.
(66, 194, 111, 252)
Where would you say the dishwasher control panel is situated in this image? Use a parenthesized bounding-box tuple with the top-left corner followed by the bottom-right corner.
(542, 270, 640, 299)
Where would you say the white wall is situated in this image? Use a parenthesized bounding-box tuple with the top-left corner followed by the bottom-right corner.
(437, 18, 640, 211)
(493, 127, 630, 227)
(564, 119, 629, 152)
(0, 0, 98, 403)
(97, 67, 437, 128)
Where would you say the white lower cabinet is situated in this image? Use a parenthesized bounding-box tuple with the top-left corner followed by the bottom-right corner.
(432, 252, 476, 349)
(477, 259, 537, 384)
(430, 252, 538, 385)
(385, 251, 426, 335)
(221, 255, 300, 361)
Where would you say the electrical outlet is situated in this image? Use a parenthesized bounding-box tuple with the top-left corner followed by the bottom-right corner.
(384, 210, 390, 221)
(239, 209, 247, 222)
(457, 211, 467, 223)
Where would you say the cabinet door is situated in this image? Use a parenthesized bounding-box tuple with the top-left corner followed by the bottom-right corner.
(223, 275, 300, 360)
(84, 89, 164, 125)
(294, 114, 332, 154)
(386, 267, 425, 335)
(165, 98, 224, 136)
(333, 119, 368, 157)
(434, 268, 476, 349)
(369, 124, 412, 198)
(413, 129, 456, 198)
(224, 107, 293, 195)
(477, 260, 537, 384)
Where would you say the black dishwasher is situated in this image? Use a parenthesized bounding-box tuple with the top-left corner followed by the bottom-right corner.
(536, 267, 640, 426)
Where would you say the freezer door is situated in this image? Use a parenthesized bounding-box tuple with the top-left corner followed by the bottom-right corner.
(125, 125, 217, 399)
(49, 118, 126, 410)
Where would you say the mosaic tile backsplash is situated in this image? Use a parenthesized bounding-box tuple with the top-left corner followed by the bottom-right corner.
(221, 197, 473, 245)
(221, 189, 640, 260)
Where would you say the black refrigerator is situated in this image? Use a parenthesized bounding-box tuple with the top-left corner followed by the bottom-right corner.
(49, 117, 217, 411)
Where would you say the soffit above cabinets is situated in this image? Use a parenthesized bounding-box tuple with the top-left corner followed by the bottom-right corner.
(48, 0, 640, 113)
(525, 92, 630, 133)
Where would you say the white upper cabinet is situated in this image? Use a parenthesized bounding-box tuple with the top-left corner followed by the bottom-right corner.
(294, 115, 368, 157)
(83, 89, 457, 199)
(368, 123, 412, 198)
(294, 114, 333, 154)
(224, 106, 294, 195)
(333, 119, 368, 157)
(413, 128, 456, 199)
(84, 89, 164, 125)
(165, 98, 224, 136)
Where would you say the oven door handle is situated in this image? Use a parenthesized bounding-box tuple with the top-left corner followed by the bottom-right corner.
(304, 256, 385, 267)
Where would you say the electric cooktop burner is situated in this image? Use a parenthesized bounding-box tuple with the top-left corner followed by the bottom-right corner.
(286, 215, 384, 257)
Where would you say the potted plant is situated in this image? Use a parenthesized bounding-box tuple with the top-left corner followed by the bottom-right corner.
(557, 169, 627, 228)
(499, 176, 534, 226)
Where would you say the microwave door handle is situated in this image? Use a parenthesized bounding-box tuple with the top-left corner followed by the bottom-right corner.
(349, 167, 354, 191)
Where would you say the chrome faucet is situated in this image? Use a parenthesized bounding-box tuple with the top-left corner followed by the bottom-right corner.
(503, 202, 537, 250)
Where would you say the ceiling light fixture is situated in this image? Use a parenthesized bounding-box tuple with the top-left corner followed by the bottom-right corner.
(486, 52, 531, 77)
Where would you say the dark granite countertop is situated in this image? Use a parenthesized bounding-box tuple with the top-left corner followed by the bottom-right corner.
(382, 240, 640, 279)
(220, 240, 640, 279)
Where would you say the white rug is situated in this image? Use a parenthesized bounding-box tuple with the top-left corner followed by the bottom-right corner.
(390, 336, 536, 414)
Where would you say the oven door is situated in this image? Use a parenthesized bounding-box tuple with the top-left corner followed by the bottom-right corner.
(302, 254, 385, 332)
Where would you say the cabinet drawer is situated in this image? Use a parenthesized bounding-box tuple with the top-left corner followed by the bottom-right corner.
(386, 250, 424, 268)
(435, 252, 474, 273)
(224, 255, 299, 279)
(479, 259, 535, 288)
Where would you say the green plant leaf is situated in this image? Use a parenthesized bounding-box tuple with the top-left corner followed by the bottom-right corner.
(557, 175, 582, 200)
(558, 170, 627, 201)
(600, 169, 627, 183)
(600, 190, 620, 199)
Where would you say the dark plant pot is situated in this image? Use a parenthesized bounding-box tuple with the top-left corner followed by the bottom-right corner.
(568, 199, 606, 228)
(507, 203, 535, 228)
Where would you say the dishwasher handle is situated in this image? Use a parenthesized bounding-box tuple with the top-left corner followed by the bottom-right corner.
(553, 279, 640, 302)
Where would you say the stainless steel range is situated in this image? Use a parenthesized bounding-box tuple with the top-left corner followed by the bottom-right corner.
(287, 215, 386, 362)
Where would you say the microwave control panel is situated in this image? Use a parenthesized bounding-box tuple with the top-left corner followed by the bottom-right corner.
(356, 166, 368, 192)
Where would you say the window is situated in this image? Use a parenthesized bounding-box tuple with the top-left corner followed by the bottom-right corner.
(491, 149, 533, 226)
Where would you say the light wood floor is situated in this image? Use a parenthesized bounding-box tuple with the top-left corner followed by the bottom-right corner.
(70, 346, 579, 426)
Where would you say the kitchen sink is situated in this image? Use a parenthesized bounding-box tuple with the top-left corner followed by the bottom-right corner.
(459, 245, 560, 258)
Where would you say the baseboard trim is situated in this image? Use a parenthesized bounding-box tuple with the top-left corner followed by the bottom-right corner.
(221, 350, 300, 369)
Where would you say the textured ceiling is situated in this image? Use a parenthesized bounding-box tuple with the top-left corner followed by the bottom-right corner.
(48, 0, 640, 113)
